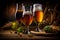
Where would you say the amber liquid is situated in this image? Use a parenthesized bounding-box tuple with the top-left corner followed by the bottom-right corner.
(16, 10, 23, 21)
(34, 10, 44, 23)
(22, 14, 33, 26)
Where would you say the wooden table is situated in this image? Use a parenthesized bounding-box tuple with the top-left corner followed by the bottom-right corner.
(0, 30, 60, 40)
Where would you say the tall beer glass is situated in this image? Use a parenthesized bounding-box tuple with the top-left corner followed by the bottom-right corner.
(33, 4, 44, 32)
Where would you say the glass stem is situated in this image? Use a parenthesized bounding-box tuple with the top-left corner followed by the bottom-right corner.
(38, 23, 41, 32)
(36, 23, 41, 32)
(27, 26, 29, 34)
(26, 26, 30, 34)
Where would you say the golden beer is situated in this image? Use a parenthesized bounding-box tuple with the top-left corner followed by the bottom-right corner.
(34, 10, 44, 23)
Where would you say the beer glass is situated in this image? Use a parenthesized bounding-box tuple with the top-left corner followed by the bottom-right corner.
(33, 4, 44, 32)
(15, 3, 24, 24)
(22, 6, 33, 34)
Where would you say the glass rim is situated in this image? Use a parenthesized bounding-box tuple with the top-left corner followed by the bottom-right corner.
(33, 3, 42, 7)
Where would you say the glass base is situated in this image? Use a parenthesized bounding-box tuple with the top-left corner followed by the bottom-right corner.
(24, 28, 30, 34)
(36, 28, 42, 32)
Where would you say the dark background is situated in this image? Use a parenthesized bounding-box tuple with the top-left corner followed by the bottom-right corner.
(0, 0, 60, 27)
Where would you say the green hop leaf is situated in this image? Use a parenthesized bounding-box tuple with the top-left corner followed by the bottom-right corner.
(44, 25, 52, 33)
(17, 27, 23, 33)
(11, 22, 18, 30)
